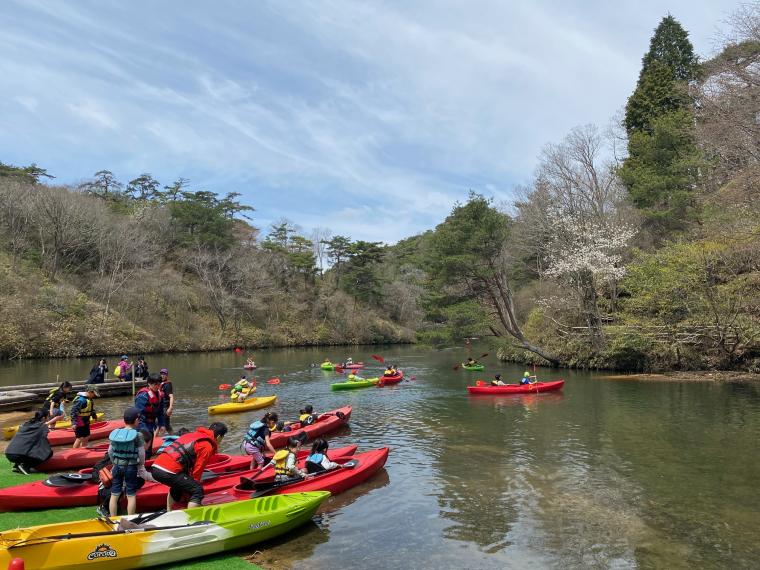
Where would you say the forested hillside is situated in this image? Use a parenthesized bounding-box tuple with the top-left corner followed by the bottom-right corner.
(0, 169, 417, 358)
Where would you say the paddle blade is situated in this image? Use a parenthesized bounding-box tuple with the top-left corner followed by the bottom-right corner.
(266, 378, 280, 385)
(371, 354, 385, 363)
(480, 353, 489, 358)
(218, 384, 231, 390)
(475, 380, 486, 386)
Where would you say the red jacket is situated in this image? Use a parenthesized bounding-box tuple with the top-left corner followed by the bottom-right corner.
(153, 427, 217, 480)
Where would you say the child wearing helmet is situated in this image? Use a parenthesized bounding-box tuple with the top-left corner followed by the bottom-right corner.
(520, 371, 535, 385)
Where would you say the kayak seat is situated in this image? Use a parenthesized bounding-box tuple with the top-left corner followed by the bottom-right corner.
(305, 461, 325, 475)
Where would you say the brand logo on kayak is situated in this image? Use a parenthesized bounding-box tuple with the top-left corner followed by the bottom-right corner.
(249, 520, 271, 530)
(87, 543, 117, 560)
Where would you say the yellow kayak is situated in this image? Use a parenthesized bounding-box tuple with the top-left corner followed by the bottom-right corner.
(3, 412, 105, 440)
(208, 395, 277, 415)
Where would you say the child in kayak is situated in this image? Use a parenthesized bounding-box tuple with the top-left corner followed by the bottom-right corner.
(274, 437, 307, 482)
(305, 438, 341, 474)
(299, 405, 318, 426)
(242, 412, 278, 469)
(491, 374, 506, 386)
(520, 371, 536, 385)
(230, 376, 255, 402)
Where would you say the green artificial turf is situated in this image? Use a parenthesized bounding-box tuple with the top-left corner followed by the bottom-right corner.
(0, 459, 260, 569)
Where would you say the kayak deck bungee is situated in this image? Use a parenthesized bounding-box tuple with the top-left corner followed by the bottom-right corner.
(268, 406, 352, 448)
(208, 395, 277, 415)
(0, 491, 330, 570)
(0, 446, 357, 512)
(203, 447, 390, 504)
(47, 420, 125, 446)
(467, 380, 565, 395)
(461, 364, 485, 371)
(378, 371, 404, 386)
(331, 378, 379, 390)
(3, 412, 106, 440)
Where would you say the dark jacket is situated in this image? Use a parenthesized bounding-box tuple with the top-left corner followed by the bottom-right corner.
(5, 420, 53, 467)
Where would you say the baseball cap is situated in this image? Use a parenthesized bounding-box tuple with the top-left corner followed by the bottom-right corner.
(160, 368, 168, 375)
(123, 407, 140, 423)
(84, 384, 100, 396)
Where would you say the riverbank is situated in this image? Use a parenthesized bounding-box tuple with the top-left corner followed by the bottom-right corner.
(595, 370, 760, 382)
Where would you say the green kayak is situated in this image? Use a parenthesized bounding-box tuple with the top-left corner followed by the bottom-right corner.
(331, 377, 380, 391)
(321, 362, 336, 370)
(462, 363, 485, 371)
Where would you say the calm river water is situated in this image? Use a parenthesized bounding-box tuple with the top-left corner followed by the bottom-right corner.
(1, 345, 759, 569)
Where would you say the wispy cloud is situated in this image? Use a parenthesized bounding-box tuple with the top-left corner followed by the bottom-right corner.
(0, 0, 740, 242)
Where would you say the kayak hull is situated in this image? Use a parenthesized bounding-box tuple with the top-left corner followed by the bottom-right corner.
(3, 412, 106, 440)
(0, 447, 356, 512)
(208, 395, 277, 415)
(467, 380, 565, 395)
(378, 371, 403, 386)
(37, 438, 164, 472)
(461, 364, 485, 371)
(204, 447, 389, 505)
(268, 406, 352, 448)
(0, 491, 329, 570)
(47, 420, 125, 446)
(331, 379, 379, 390)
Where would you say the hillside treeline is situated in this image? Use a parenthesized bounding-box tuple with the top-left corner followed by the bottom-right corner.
(405, 8, 760, 371)
(0, 169, 417, 358)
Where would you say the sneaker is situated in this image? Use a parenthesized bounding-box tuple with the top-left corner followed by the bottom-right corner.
(11, 465, 20, 473)
(17, 464, 30, 475)
(96, 504, 109, 518)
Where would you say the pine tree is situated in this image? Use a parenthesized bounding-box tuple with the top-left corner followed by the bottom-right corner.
(621, 15, 702, 240)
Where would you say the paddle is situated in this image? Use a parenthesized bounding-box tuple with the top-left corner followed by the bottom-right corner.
(218, 384, 231, 390)
(371, 354, 385, 363)
(266, 378, 280, 385)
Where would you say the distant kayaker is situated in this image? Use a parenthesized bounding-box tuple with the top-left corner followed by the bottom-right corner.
(383, 366, 396, 377)
(242, 412, 278, 469)
(246, 358, 256, 368)
(134, 374, 165, 434)
(5, 410, 53, 474)
(520, 371, 536, 385)
(230, 376, 255, 402)
(88, 359, 108, 384)
(274, 437, 307, 482)
(305, 438, 341, 474)
(41, 381, 73, 426)
(466, 357, 478, 366)
(158, 368, 175, 435)
(347, 372, 363, 382)
(70, 385, 99, 449)
(107, 407, 154, 516)
(151, 422, 228, 510)
(345, 357, 353, 365)
(491, 374, 506, 386)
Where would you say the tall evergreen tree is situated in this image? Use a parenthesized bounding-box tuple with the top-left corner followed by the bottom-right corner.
(621, 15, 702, 239)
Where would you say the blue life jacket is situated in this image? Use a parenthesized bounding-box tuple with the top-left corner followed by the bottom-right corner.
(157, 435, 180, 454)
(243, 421, 267, 448)
(306, 452, 325, 474)
(109, 428, 139, 465)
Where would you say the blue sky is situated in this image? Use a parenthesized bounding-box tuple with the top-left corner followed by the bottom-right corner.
(0, 0, 740, 243)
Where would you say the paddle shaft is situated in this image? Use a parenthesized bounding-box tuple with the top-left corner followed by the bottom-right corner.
(9, 522, 211, 547)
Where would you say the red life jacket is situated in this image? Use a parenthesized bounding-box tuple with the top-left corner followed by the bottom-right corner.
(136, 387, 163, 421)
(154, 428, 216, 474)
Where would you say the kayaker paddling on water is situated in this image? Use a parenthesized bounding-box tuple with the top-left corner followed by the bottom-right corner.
(491, 374, 506, 386)
(305, 438, 342, 474)
(70, 385, 99, 449)
(299, 405, 318, 426)
(230, 376, 255, 402)
(41, 381, 73, 427)
(242, 412, 278, 469)
(520, 371, 536, 385)
(151, 422, 228, 510)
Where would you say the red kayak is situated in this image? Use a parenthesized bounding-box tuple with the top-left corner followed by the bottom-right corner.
(203, 447, 389, 505)
(0, 446, 357, 512)
(243, 364, 256, 370)
(378, 371, 403, 386)
(467, 380, 565, 395)
(47, 420, 125, 446)
(335, 363, 364, 371)
(269, 406, 351, 448)
(37, 437, 165, 472)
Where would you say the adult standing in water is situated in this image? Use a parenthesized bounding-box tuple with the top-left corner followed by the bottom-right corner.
(88, 359, 108, 384)
(134, 374, 164, 434)
(70, 385, 99, 448)
(158, 368, 175, 435)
